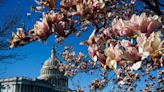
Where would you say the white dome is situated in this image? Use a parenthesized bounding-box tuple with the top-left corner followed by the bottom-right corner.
(37, 48, 68, 89)
(38, 49, 65, 79)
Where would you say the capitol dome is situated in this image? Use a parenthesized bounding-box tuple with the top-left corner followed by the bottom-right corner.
(38, 48, 68, 89)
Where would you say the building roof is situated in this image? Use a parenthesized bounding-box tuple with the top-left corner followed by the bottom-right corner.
(38, 48, 67, 80)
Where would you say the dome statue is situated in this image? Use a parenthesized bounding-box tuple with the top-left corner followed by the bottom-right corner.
(38, 48, 68, 89)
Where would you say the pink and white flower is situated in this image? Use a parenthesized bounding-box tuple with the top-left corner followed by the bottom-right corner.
(130, 13, 162, 36)
(112, 13, 162, 37)
(34, 14, 50, 39)
(112, 19, 133, 36)
(137, 32, 163, 60)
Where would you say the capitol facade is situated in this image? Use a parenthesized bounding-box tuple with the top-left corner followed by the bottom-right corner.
(0, 49, 72, 92)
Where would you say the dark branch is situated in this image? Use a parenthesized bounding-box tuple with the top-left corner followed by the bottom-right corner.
(0, 0, 7, 6)
(140, 0, 163, 15)
(158, 1, 164, 7)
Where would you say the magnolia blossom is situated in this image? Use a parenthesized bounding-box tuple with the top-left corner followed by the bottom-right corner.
(104, 43, 124, 70)
(36, 6, 43, 11)
(34, 11, 66, 39)
(35, 0, 56, 9)
(93, 0, 105, 10)
(9, 28, 27, 48)
(76, 3, 85, 16)
(112, 19, 134, 36)
(88, 45, 99, 60)
(112, 13, 162, 37)
(69, 0, 106, 16)
(130, 61, 142, 70)
(100, 28, 111, 37)
(61, 0, 77, 8)
(47, 11, 60, 23)
(121, 40, 141, 62)
(106, 58, 117, 70)
(34, 17, 50, 39)
(130, 13, 162, 36)
(137, 32, 163, 61)
(104, 45, 116, 60)
(54, 21, 66, 37)
(16, 28, 25, 39)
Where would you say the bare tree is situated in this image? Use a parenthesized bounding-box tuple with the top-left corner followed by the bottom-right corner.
(0, 0, 7, 6)
(140, 0, 163, 15)
(0, 2, 22, 61)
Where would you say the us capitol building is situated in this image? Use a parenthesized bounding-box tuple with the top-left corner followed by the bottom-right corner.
(0, 48, 72, 92)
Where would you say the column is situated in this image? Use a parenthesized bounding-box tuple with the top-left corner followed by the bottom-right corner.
(35, 86, 37, 92)
(38, 86, 40, 92)
(19, 84, 22, 92)
(33, 85, 35, 92)
(15, 84, 19, 92)
(12, 84, 15, 92)
(21, 85, 24, 92)
(26, 85, 29, 92)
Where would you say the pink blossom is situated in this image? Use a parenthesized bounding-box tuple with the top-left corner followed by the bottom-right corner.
(106, 58, 117, 70)
(61, 0, 77, 8)
(120, 40, 141, 62)
(76, 3, 84, 16)
(35, 0, 56, 9)
(104, 46, 115, 59)
(93, 0, 105, 10)
(130, 13, 162, 36)
(96, 52, 106, 66)
(137, 32, 162, 53)
(112, 13, 162, 37)
(88, 45, 99, 57)
(16, 28, 25, 39)
(34, 18, 50, 39)
(100, 28, 110, 37)
(120, 40, 132, 47)
(47, 11, 59, 23)
(137, 32, 163, 61)
(113, 44, 123, 61)
(54, 21, 66, 37)
(86, 29, 96, 44)
(112, 19, 133, 36)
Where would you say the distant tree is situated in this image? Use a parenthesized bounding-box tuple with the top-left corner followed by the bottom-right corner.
(9, 0, 164, 91)
(0, 0, 6, 6)
(0, 2, 22, 61)
(0, 16, 20, 61)
(0, 3, 23, 77)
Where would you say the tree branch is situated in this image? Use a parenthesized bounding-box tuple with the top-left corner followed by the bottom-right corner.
(0, 0, 7, 6)
(140, 0, 163, 15)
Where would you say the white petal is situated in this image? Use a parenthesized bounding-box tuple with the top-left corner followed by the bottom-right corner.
(138, 46, 143, 53)
(118, 80, 125, 85)
(131, 61, 142, 70)
(110, 60, 117, 70)
(141, 52, 149, 60)
(92, 55, 97, 62)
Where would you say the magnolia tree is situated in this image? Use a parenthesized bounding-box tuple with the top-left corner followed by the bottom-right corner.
(9, 0, 163, 91)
